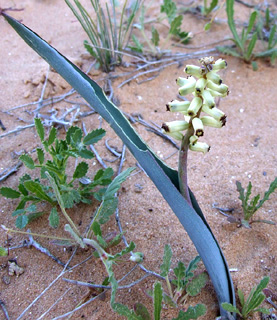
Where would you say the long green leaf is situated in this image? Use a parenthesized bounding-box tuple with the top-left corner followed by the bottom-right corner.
(1, 13, 235, 317)
(153, 282, 163, 320)
(226, 0, 243, 51)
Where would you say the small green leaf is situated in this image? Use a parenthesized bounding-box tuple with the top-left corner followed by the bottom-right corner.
(161, 0, 177, 24)
(18, 183, 28, 196)
(73, 162, 88, 179)
(151, 26, 160, 46)
(72, 128, 83, 146)
(92, 221, 102, 236)
(83, 128, 106, 145)
(173, 261, 186, 285)
(160, 244, 172, 277)
(113, 303, 142, 319)
(66, 126, 80, 144)
(221, 302, 240, 314)
(173, 304, 207, 320)
(154, 282, 163, 320)
(20, 154, 35, 169)
(251, 61, 258, 71)
(24, 180, 55, 204)
(12, 209, 26, 216)
(104, 167, 135, 200)
(112, 241, 135, 260)
(97, 198, 118, 224)
(169, 15, 182, 35)
(204, 22, 211, 31)
(78, 148, 95, 159)
(129, 34, 143, 53)
(246, 32, 257, 61)
(62, 189, 81, 208)
(34, 117, 44, 142)
(49, 207, 59, 228)
(0, 247, 8, 256)
(47, 126, 57, 145)
(93, 167, 114, 185)
(186, 272, 209, 296)
(186, 256, 201, 278)
(27, 211, 45, 223)
(37, 148, 44, 165)
(16, 215, 28, 229)
(0, 187, 21, 198)
(134, 303, 151, 320)
(238, 288, 245, 306)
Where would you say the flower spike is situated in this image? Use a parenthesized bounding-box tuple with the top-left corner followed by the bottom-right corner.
(161, 56, 228, 153)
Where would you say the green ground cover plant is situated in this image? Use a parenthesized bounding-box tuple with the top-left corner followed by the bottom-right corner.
(217, 0, 277, 68)
(65, 0, 140, 72)
(0, 118, 114, 229)
(130, 0, 191, 56)
(235, 178, 277, 228)
(222, 277, 271, 320)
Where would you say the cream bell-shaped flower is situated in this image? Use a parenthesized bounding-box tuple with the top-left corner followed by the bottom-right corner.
(161, 56, 228, 153)
(166, 100, 190, 113)
(162, 120, 190, 133)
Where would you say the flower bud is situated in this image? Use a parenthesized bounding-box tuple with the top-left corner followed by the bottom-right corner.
(178, 77, 196, 96)
(202, 104, 226, 122)
(176, 76, 196, 87)
(206, 80, 228, 94)
(206, 88, 229, 98)
(192, 117, 204, 137)
(189, 141, 210, 153)
(195, 78, 207, 94)
(202, 90, 215, 108)
(201, 116, 226, 128)
(213, 58, 227, 71)
(206, 71, 222, 85)
(166, 131, 184, 141)
(130, 252, 144, 263)
(185, 65, 205, 77)
(162, 120, 189, 132)
(189, 135, 198, 145)
(187, 97, 202, 117)
(166, 100, 190, 113)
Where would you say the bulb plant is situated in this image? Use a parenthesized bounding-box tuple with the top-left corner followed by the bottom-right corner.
(162, 56, 228, 203)
(0, 12, 236, 318)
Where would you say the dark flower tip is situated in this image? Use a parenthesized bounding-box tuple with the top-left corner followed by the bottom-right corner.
(161, 123, 169, 132)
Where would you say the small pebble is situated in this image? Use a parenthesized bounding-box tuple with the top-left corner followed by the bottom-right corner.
(2, 275, 11, 285)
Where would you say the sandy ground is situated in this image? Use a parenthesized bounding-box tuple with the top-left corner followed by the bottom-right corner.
(0, 0, 276, 319)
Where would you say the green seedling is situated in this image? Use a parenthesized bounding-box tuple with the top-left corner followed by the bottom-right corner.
(235, 178, 277, 228)
(65, 0, 140, 72)
(117, 281, 206, 320)
(159, 245, 208, 306)
(217, 0, 277, 68)
(222, 277, 271, 319)
(130, 0, 191, 56)
(255, 7, 277, 66)
(0, 118, 114, 229)
(201, 0, 218, 16)
(111, 245, 207, 319)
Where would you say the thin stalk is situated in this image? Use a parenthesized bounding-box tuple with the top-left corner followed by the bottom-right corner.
(178, 125, 194, 206)
(165, 275, 174, 299)
(1, 225, 71, 241)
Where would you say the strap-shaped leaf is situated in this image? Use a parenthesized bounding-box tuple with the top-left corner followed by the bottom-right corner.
(226, 0, 243, 51)
(2, 13, 235, 317)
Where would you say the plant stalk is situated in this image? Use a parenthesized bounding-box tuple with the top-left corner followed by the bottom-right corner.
(178, 125, 194, 206)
